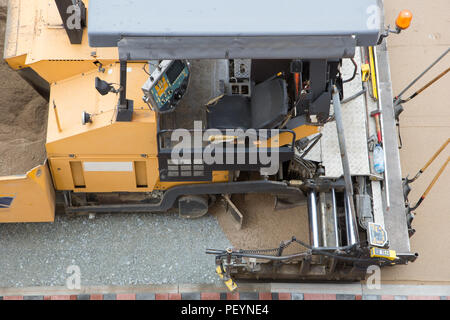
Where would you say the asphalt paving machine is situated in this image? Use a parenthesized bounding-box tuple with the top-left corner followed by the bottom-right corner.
(2, 0, 431, 285)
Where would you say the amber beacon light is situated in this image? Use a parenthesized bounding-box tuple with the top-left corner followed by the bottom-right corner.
(396, 10, 413, 30)
(377, 9, 413, 44)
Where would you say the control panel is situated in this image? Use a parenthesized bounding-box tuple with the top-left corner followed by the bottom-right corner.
(142, 60, 190, 113)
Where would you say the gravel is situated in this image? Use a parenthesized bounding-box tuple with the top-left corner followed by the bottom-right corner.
(0, 212, 231, 288)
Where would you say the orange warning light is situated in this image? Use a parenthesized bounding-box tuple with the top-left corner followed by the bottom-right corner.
(396, 10, 413, 30)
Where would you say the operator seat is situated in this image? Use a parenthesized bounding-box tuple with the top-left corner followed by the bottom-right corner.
(207, 78, 289, 130)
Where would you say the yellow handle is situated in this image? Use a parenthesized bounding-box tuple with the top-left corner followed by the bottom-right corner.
(369, 47, 378, 100)
(361, 64, 370, 82)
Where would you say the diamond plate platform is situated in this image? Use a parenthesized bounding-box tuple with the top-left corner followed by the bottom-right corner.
(305, 49, 371, 178)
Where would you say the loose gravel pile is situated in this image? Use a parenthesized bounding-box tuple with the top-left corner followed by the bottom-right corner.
(0, 212, 231, 287)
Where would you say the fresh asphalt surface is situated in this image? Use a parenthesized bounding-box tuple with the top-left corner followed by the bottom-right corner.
(0, 212, 231, 287)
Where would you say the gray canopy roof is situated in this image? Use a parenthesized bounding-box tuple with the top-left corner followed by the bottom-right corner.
(88, 0, 383, 59)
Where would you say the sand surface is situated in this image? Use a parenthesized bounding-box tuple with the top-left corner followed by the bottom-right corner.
(0, 6, 48, 176)
(211, 193, 310, 255)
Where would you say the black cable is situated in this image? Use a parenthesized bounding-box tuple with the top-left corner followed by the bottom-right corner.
(343, 58, 358, 83)
(300, 134, 322, 159)
(397, 122, 403, 149)
(207, 238, 373, 263)
(143, 63, 151, 76)
(208, 248, 392, 265)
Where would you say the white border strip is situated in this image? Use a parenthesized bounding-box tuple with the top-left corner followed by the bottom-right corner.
(83, 162, 133, 172)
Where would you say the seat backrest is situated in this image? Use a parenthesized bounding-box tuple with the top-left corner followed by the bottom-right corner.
(250, 78, 289, 129)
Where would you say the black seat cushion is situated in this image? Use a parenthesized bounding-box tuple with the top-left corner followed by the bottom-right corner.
(251, 78, 288, 129)
(207, 78, 288, 130)
(207, 95, 251, 129)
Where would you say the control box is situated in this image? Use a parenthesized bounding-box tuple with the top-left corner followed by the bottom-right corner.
(142, 60, 190, 113)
